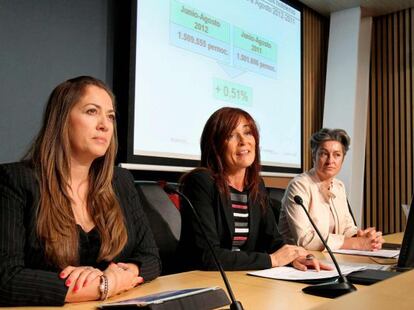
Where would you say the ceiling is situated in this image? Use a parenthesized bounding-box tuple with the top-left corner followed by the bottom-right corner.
(298, 0, 414, 17)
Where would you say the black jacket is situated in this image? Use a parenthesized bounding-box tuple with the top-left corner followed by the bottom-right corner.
(178, 169, 285, 271)
(0, 162, 161, 306)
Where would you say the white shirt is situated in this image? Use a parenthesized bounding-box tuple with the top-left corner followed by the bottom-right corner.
(278, 169, 358, 250)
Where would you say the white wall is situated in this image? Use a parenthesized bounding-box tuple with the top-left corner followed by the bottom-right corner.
(323, 7, 372, 226)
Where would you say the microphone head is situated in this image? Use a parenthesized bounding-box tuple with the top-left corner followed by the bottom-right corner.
(163, 183, 178, 194)
(294, 195, 303, 205)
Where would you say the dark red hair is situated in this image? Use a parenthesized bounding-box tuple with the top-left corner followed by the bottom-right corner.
(199, 107, 263, 206)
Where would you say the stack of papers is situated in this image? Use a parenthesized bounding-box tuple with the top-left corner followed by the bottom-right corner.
(332, 249, 399, 258)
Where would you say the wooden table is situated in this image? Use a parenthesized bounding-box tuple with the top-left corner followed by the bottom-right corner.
(312, 232, 414, 310)
(311, 268, 414, 310)
(5, 233, 403, 310)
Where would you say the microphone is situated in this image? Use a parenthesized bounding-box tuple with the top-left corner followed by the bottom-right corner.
(293, 195, 356, 298)
(164, 184, 244, 310)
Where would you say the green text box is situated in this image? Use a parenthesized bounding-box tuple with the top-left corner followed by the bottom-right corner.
(171, 0, 230, 43)
(213, 78, 252, 106)
(233, 27, 277, 61)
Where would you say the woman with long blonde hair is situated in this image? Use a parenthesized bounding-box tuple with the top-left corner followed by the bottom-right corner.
(0, 76, 161, 306)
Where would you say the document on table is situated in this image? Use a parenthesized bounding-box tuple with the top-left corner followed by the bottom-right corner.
(332, 249, 399, 258)
(247, 263, 365, 281)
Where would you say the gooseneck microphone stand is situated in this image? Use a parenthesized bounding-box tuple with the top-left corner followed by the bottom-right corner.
(294, 195, 357, 298)
(164, 184, 244, 310)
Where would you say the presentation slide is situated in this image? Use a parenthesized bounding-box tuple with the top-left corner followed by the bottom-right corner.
(133, 0, 301, 170)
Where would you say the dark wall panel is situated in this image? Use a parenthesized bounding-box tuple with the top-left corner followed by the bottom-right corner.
(364, 8, 414, 233)
(0, 0, 112, 163)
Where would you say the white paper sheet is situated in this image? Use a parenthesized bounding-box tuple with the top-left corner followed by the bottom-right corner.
(332, 249, 399, 258)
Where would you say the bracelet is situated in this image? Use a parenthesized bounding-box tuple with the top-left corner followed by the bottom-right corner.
(99, 275, 109, 301)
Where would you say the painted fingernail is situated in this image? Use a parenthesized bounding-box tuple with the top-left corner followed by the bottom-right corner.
(65, 280, 71, 286)
(73, 285, 78, 292)
(59, 272, 65, 278)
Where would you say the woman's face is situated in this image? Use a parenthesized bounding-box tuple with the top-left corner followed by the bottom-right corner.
(68, 85, 115, 165)
(314, 140, 344, 181)
(223, 117, 256, 175)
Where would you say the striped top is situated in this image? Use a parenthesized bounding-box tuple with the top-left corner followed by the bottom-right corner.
(230, 187, 249, 251)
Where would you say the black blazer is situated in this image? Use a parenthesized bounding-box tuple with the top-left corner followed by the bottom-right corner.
(0, 162, 161, 306)
(178, 169, 285, 271)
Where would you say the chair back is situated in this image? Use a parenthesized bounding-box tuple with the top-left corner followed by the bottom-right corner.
(135, 181, 181, 274)
(267, 187, 286, 224)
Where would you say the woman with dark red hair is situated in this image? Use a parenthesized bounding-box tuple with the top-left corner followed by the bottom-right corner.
(178, 107, 330, 271)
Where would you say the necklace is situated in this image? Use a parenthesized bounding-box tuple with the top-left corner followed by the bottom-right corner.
(312, 173, 335, 202)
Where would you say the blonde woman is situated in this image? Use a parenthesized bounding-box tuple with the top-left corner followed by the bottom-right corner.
(0, 76, 160, 306)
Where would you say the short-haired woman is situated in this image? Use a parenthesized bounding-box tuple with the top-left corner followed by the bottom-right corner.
(279, 128, 384, 251)
(0, 76, 161, 306)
